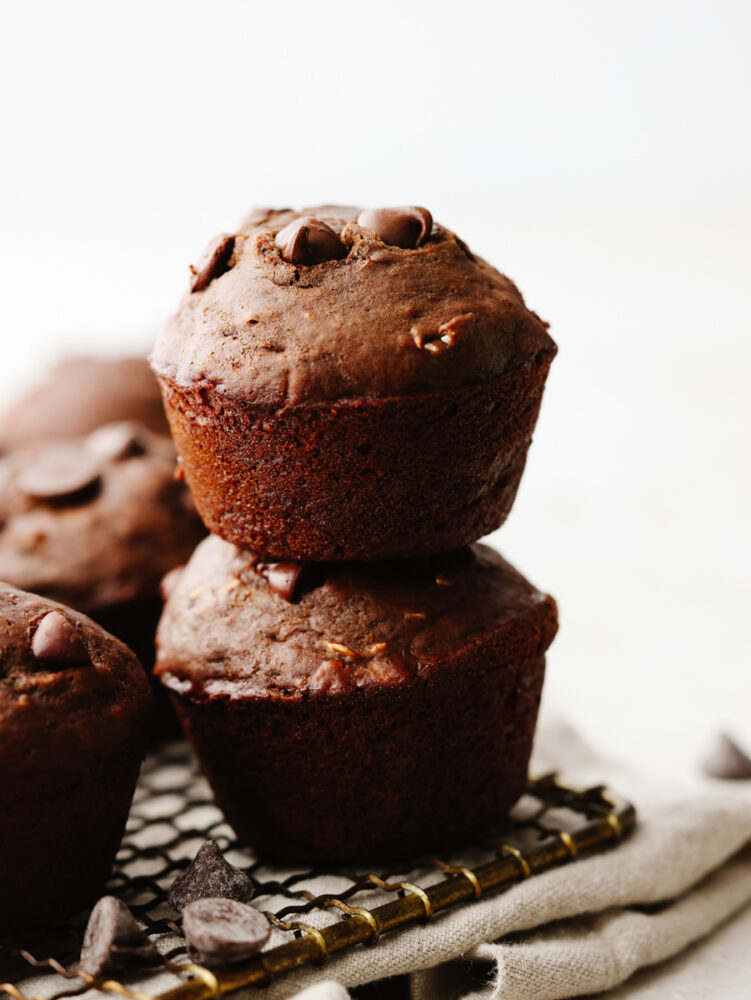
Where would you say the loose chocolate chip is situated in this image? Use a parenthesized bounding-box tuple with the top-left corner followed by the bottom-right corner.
(357, 206, 433, 249)
(19, 448, 101, 504)
(80, 896, 159, 977)
(701, 732, 751, 780)
(182, 898, 271, 966)
(189, 234, 236, 293)
(169, 840, 253, 912)
(86, 422, 147, 462)
(275, 217, 347, 265)
(31, 611, 90, 668)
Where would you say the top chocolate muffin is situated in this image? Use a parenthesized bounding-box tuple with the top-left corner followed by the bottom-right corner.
(152, 206, 557, 560)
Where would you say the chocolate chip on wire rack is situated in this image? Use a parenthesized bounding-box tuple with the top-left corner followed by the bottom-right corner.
(701, 732, 751, 780)
(31, 611, 90, 668)
(79, 896, 159, 977)
(182, 897, 271, 966)
(169, 839, 254, 912)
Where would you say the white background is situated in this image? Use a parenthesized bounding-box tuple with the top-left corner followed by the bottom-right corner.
(1, 0, 749, 778)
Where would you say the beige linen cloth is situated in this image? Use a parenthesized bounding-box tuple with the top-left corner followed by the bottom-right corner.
(250, 717, 751, 1000)
(17, 717, 751, 999)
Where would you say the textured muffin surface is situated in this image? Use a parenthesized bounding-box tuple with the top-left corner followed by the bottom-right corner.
(156, 536, 557, 700)
(151, 207, 555, 404)
(0, 423, 204, 612)
(0, 357, 170, 450)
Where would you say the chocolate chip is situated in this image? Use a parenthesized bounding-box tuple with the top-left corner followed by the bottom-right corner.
(31, 611, 90, 668)
(189, 234, 236, 293)
(169, 840, 253, 912)
(86, 422, 147, 462)
(20, 448, 101, 504)
(256, 561, 306, 601)
(357, 206, 433, 249)
(275, 217, 347, 265)
(182, 898, 271, 966)
(701, 732, 751, 780)
(80, 896, 159, 977)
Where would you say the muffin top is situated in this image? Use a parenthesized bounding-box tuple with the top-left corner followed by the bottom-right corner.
(155, 536, 558, 701)
(0, 423, 205, 612)
(0, 357, 170, 451)
(0, 584, 152, 786)
(151, 206, 556, 404)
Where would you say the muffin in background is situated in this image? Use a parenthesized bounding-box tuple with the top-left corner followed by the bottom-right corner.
(0, 356, 170, 452)
(151, 206, 556, 561)
(156, 536, 558, 863)
(0, 422, 205, 728)
(0, 584, 152, 934)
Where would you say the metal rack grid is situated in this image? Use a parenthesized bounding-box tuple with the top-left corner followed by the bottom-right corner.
(1, 742, 636, 1000)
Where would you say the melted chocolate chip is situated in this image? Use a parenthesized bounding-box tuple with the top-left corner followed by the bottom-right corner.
(20, 448, 102, 505)
(182, 898, 271, 966)
(189, 234, 236, 293)
(701, 733, 751, 780)
(80, 896, 159, 977)
(357, 206, 433, 249)
(275, 217, 347, 265)
(31, 611, 90, 668)
(86, 422, 147, 462)
(169, 840, 253, 912)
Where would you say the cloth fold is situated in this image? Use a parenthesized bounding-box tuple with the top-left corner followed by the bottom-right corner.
(273, 717, 751, 999)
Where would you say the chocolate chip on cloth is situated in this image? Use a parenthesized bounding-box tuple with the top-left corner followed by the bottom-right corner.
(0, 357, 170, 450)
(182, 898, 271, 966)
(169, 840, 253, 912)
(0, 585, 152, 934)
(80, 896, 159, 977)
(151, 204, 557, 560)
(702, 732, 751, 780)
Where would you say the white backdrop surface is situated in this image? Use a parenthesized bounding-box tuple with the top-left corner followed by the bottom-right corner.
(1, 0, 749, 779)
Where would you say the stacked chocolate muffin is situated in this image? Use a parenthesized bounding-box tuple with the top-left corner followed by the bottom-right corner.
(152, 206, 558, 863)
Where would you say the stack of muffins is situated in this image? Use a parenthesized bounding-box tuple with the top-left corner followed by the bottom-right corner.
(152, 206, 559, 863)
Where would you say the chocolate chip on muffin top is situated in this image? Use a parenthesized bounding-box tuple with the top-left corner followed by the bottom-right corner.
(151, 205, 554, 404)
(0, 423, 204, 613)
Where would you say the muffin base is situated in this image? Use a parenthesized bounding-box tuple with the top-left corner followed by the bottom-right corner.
(0, 749, 143, 936)
(157, 352, 554, 561)
(167, 647, 547, 864)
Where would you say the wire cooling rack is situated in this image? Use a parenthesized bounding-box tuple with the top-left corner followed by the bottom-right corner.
(1, 742, 636, 1000)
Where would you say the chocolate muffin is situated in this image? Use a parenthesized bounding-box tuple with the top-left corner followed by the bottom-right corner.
(0, 585, 152, 934)
(0, 423, 205, 717)
(155, 535, 558, 863)
(151, 206, 556, 561)
(0, 357, 170, 451)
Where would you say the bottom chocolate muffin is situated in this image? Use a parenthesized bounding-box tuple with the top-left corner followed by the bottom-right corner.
(0, 585, 152, 935)
(155, 537, 558, 863)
